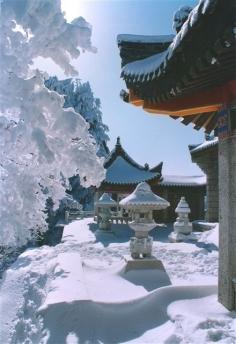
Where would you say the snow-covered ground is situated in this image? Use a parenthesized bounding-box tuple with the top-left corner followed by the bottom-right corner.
(0, 219, 235, 344)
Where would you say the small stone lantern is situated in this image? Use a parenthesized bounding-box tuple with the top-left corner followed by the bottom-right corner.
(120, 182, 170, 259)
(169, 196, 193, 242)
(95, 193, 116, 230)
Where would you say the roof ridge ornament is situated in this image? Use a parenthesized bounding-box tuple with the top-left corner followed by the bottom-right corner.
(116, 136, 121, 146)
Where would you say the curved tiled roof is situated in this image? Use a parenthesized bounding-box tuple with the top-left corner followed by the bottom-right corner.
(105, 156, 161, 185)
(103, 137, 162, 185)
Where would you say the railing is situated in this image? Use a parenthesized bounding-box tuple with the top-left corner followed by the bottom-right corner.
(65, 210, 95, 222)
(110, 216, 131, 224)
(65, 209, 81, 222)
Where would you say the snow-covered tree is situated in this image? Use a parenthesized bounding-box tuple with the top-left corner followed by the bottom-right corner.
(45, 77, 110, 209)
(0, 0, 105, 247)
(45, 77, 109, 157)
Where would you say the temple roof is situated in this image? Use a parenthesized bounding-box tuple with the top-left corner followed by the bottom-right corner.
(102, 137, 206, 187)
(117, 34, 174, 67)
(103, 137, 162, 185)
(118, 0, 236, 132)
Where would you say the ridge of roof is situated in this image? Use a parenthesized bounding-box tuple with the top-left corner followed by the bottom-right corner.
(117, 34, 174, 44)
(104, 137, 162, 173)
(103, 162, 160, 185)
(159, 175, 206, 187)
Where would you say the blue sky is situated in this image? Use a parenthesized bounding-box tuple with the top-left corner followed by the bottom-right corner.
(38, 0, 205, 175)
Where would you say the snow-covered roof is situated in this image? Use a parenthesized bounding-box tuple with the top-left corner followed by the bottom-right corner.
(122, 51, 167, 81)
(190, 138, 218, 154)
(160, 175, 206, 187)
(96, 193, 116, 206)
(120, 0, 223, 82)
(117, 34, 174, 44)
(105, 156, 160, 185)
(103, 137, 161, 185)
(120, 182, 170, 209)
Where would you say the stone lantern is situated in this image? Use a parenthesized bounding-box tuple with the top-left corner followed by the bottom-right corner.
(120, 182, 170, 260)
(95, 193, 116, 230)
(169, 196, 193, 242)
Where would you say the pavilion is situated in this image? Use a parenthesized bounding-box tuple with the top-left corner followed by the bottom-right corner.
(116, 0, 236, 310)
(96, 137, 206, 222)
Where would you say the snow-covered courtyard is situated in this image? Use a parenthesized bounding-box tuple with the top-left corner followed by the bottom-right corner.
(1, 218, 235, 344)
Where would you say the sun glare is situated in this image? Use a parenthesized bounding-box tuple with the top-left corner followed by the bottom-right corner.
(61, 0, 88, 22)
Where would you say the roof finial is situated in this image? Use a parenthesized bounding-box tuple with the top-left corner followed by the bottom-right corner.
(116, 136, 121, 146)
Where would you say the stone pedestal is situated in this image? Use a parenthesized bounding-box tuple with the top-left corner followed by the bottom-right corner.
(123, 255, 171, 288)
(124, 255, 166, 272)
(218, 131, 236, 310)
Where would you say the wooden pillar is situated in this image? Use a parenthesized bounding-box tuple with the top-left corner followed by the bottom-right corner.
(218, 107, 236, 310)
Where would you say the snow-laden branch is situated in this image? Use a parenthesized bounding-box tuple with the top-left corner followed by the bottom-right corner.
(0, 0, 105, 246)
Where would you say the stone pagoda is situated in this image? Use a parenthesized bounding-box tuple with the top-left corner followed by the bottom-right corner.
(120, 182, 169, 269)
(95, 193, 116, 230)
(169, 197, 193, 242)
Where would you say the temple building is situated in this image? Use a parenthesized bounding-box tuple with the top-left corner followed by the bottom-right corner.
(96, 137, 206, 222)
(116, 0, 236, 310)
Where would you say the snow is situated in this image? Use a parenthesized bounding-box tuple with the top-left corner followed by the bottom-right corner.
(40, 252, 89, 307)
(105, 156, 159, 184)
(122, 50, 167, 80)
(117, 34, 174, 44)
(160, 175, 206, 186)
(1, 218, 235, 343)
(190, 138, 218, 154)
(199, 223, 219, 248)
